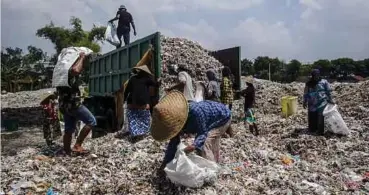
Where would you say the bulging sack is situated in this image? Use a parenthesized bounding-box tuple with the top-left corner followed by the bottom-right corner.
(164, 143, 219, 188)
(323, 104, 350, 136)
(52, 47, 93, 87)
(105, 23, 120, 46)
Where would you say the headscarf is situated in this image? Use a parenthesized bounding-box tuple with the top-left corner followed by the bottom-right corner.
(206, 69, 217, 81)
(311, 69, 320, 76)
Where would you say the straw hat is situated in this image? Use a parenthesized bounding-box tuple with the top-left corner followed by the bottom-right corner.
(245, 76, 254, 84)
(40, 91, 55, 105)
(151, 91, 189, 142)
(133, 65, 153, 76)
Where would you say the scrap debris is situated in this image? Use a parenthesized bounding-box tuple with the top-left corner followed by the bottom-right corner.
(1, 35, 368, 194)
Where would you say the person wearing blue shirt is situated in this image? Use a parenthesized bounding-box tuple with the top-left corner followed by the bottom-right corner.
(303, 69, 334, 135)
(150, 91, 233, 171)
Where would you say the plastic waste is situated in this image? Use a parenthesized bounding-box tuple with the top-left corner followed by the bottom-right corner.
(52, 47, 93, 87)
(322, 104, 350, 136)
(46, 187, 59, 195)
(105, 22, 120, 46)
(194, 81, 205, 102)
(164, 143, 219, 188)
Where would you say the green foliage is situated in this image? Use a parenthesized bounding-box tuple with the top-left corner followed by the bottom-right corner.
(36, 16, 107, 83)
(241, 58, 254, 76)
(36, 16, 106, 54)
(243, 56, 368, 83)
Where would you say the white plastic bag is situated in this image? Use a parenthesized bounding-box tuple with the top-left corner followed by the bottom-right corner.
(194, 81, 205, 102)
(105, 23, 120, 46)
(164, 143, 219, 188)
(323, 104, 350, 135)
(120, 103, 129, 133)
(52, 47, 93, 87)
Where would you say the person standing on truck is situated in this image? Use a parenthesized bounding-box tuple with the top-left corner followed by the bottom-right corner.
(221, 66, 234, 110)
(165, 65, 194, 101)
(123, 65, 161, 143)
(57, 53, 97, 155)
(109, 5, 137, 48)
(303, 69, 334, 135)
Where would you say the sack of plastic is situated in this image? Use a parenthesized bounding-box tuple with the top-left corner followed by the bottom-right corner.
(194, 82, 205, 102)
(164, 143, 219, 188)
(323, 104, 350, 135)
(120, 103, 129, 133)
(52, 47, 93, 87)
(105, 22, 120, 46)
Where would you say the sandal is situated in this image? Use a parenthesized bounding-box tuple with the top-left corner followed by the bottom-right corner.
(72, 146, 89, 155)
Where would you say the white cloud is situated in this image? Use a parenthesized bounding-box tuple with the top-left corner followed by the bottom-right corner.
(230, 18, 298, 59)
(1, 0, 369, 62)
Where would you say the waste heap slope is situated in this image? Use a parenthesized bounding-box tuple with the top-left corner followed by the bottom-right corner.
(2, 80, 369, 194)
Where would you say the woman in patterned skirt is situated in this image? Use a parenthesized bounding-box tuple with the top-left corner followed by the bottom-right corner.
(123, 65, 160, 142)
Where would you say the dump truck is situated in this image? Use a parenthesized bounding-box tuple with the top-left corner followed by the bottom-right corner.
(84, 32, 241, 137)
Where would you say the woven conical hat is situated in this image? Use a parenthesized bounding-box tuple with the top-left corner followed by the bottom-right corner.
(245, 75, 254, 84)
(133, 65, 153, 76)
(151, 91, 189, 142)
(40, 91, 55, 105)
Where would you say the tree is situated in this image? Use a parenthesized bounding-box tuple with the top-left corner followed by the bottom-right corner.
(331, 58, 356, 78)
(285, 59, 302, 82)
(1, 47, 26, 91)
(299, 64, 313, 77)
(312, 59, 332, 77)
(36, 17, 106, 55)
(241, 58, 254, 76)
(36, 16, 106, 83)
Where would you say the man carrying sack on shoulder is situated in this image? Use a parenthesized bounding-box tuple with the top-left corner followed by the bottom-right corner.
(150, 91, 234, 172)
(56, 52, 97, 156)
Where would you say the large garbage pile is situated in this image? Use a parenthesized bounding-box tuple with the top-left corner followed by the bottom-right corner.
(2, 79, 369, 194)
(160, 36, 223, 89)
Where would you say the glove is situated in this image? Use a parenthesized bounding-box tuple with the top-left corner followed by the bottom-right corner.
(134, 31, 137, 36)
(303, 102, 307, 109)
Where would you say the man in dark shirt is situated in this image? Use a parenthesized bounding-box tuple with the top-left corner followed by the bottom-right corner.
(109, 5, 137, 48)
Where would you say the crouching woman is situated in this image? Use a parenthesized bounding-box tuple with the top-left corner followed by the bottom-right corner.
(150, 91, 233, 171)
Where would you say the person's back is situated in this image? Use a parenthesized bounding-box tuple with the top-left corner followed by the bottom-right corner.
(116, 9, 133, 31)
(109, 5, 137, 48)
(125, 74, 153, 106)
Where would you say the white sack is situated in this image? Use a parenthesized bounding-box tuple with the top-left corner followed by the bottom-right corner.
(120, 103, 129, 133)
(52, 47, 93, 87)
(164, 143, 219, 188)
(105, 23, 120, 46)
(194, 82, 205, 102)
(323, 104, 350, 136)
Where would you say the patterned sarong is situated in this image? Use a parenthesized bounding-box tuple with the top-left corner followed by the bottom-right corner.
(127, 108, 151, 137)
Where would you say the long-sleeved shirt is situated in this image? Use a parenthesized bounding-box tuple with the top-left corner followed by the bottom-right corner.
(124, 75, 158, 106)
(303, 79, 332, 112)
(163, 100, 231, 164)
(221, 77, 233, 105)
(241, 85, 255, 111)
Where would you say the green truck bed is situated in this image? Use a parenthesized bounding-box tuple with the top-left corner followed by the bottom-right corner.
(89, 32, 161, 96)
(89, 31, 242, 97)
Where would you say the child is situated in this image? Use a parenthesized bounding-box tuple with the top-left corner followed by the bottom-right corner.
(239, 76, 259, 136)
(40, 91, 62, 146)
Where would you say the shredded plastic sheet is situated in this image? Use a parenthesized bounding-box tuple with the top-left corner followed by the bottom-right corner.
(105, 22, 120, 46)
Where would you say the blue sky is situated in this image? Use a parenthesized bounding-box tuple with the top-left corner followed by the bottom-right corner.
(2, 0, 369, 63)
